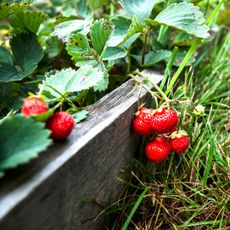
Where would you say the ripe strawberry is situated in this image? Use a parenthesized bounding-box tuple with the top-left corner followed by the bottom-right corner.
(145, 136, 171, 163)
(46, 112, 75, 140)
(132, 108, 155, 136)
(21, 96, 48, 117)
(151, 107, 178, 134)
(170, 131, 190, 154)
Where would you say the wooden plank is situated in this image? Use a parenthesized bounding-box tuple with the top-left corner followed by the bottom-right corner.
(0, 72, 163, 230)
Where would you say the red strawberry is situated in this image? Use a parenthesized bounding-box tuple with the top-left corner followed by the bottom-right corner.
(145, 136, 171, 163)
(170, 131, 190, 154)
(21, 96, 48, 117)
(46, 112, 75, 140)
(132, 108, 155, 136)
(151, 107, 178, 134)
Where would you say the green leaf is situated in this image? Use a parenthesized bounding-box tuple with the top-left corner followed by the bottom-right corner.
(0, 3, 29, 20)
(87, 0, 108, 10)
(73, 109, 89, 123)
(103, 47, 127, 61)
(123, 16, 143, 43)
(108, 16, 143, 47)
(10, 33, 43, 77)
(66, 33, 95, 63)
(119, 0, 157, 22)
(46, 36, 63, 59)
(53, 19, 91, 41)
(0, 47, 18, 82)
(143, 50, 172, 67)
(93, 74, 109, 92)
(8, 11, 46, 33)
(0, 61, 19, 82)
(108, 16, 131, 47)
(0, 46, 14, 65)
(120, 33, 141, 49)
(76, 0, 91, 18)
(93, 63, 109, 92)
(41, 66, 105, 98)
(146, 2, 210, 39)
(0, 33, 43, 82)
(0, 114, 51, 173)
(0, 82, 23, 112)
(32, 106, 57, 122)
(90, 19, 111, 56)
(75, 60, 98, 67)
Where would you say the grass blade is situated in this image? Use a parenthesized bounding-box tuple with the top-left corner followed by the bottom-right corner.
(122, 187, 148, 230)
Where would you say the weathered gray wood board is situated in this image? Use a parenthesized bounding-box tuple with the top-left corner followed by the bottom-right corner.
(0, 73, 163, 230)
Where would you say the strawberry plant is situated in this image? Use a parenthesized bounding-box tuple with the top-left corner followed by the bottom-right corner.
(101, 2, 229, 228)
(0, 0, 229, 229)
(0, 0, 225, 179)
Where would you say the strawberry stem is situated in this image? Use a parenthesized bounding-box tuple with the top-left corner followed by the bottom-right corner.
(141, 26, 152, 65)
(128, 74, 158, 99)
(44, 84, 78, 110)
(133, 70, 171, 104)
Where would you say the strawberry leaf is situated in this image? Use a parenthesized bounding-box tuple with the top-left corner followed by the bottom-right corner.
(76, 0, 91, 18)
(10, 33, 43, 77)
(108, 16, 143, 47)
(41, 66, 106, 98)
(145, 3, 210, 39)
(103, 47, 127, 61)
(93, 74, 109, 92)
(0, 46, 14, 65)
(8, 11, 47, 34)
(0, 33, 43, 82)
(0, 114, 52, 175)
(0, 3, 29, 20)
(66, 33, 96, 63)
(90, 19, 111, 56)
(32, 106, 56, 122)
(108, 16, 131, 47)
(119, 0, 157, 22)
(123, 16, 143, 43)
(87, 0, 108, 10)
(53, 19, 92, 42)
(143, 50, 172, 67)
(0, 82, 24, 112)
(73, 110, 89, 123)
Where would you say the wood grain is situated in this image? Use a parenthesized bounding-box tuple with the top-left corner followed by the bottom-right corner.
(0, 72, 163, 230)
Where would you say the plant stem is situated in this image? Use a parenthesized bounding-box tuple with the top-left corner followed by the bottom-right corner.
(128, 74, 156, 98)
(134, 70, 170, 102)
(141, 27, 152, 65)
(126, 47, 131, 73)
(45, 84, 78, 110)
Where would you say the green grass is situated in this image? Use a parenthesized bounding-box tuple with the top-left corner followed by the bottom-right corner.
(103, 30, 230, 230)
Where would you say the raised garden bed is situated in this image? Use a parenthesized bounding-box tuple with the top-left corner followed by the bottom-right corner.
(0, 74, 163, 230)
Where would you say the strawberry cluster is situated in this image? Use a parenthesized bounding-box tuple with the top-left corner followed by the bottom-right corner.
(132, 107, 190, 163)
(21, 96, 75, 140)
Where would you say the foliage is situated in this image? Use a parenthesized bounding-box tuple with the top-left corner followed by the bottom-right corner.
(103, 29, 230, 230)
(0, 0, 228, 191)
(0, 114, 51, 177)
